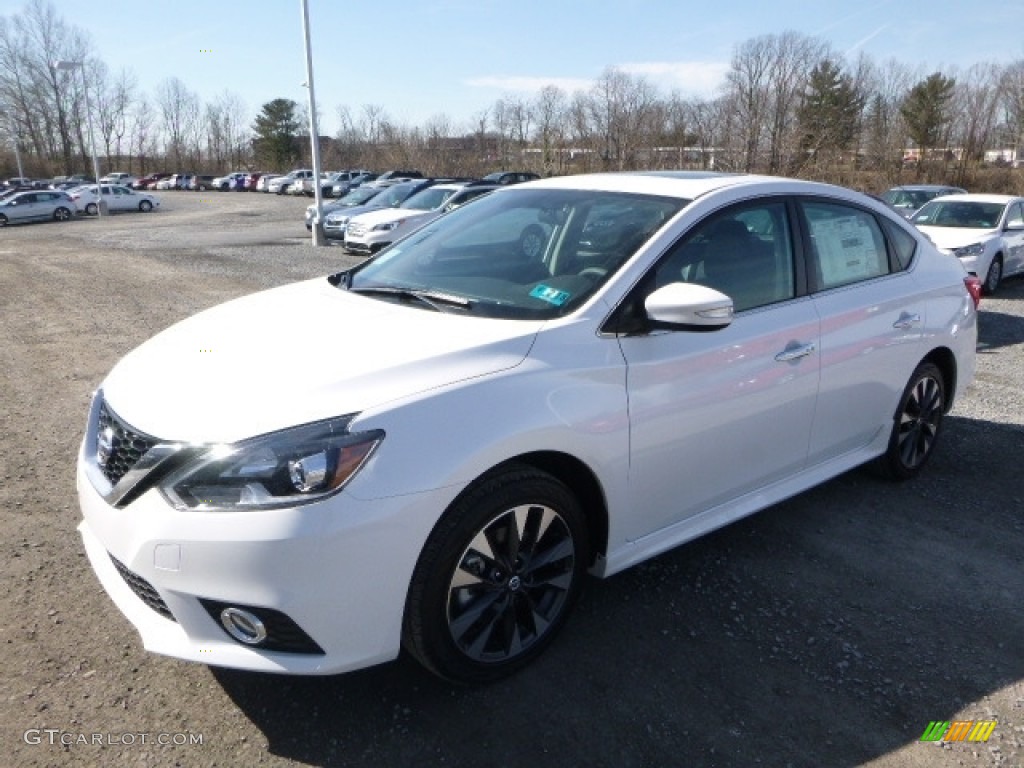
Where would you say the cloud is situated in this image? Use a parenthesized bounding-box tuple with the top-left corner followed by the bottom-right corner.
(619, 61, 730, 96)
(464, 61, 729, 99)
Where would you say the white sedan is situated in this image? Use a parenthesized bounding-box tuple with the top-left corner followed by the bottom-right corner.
(68, 184, 160, 215)
(910, 193, 1024, 293)
(77, 172, 978, 683)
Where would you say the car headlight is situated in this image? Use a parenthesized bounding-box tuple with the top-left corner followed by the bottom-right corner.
(373, 220, 404, 231)
(159, 416, 383, 511)
(953, 242, 985, 258)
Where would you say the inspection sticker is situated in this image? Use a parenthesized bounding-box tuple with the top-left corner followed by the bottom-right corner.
(530, 285, 571, 306)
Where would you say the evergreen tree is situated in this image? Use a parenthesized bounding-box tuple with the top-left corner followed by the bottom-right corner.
(900, 73, 956, 155)
(797, 59, 864, 159)
(252, 98, 300, 170)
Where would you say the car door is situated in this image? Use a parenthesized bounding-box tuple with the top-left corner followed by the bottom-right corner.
(799, 199, 924, 464)
(1002, 201, 1024, 275)
(616, 199, 821, 541)
(13, 193, 38, 222)
(109, 186, 130, 211)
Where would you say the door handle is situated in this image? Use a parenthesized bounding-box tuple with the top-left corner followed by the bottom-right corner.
(775, 342, 816, 362)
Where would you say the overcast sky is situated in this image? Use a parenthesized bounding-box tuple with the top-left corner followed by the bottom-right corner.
(9, 0, 1024, 134)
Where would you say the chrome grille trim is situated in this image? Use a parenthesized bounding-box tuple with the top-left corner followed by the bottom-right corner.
(84, 391, 187, 507)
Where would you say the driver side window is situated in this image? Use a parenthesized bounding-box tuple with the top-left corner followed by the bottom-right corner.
(651, 201, 796, 312)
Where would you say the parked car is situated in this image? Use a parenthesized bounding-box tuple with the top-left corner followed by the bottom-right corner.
(256, 174, 281, 192)
(376, 169, 423, 182)
(322, 178, 443, 240)
(0, 189, 74, 225)
(909, 193, 1024, 293)
(188, 175, 215, 191)
(76, 171, 979, 683)
(304, 185, 385, 230)
(154, 174, 183, 191)
(482, 171, 541, 185)
(268, 169, 314, 195)
(133, 173, 170, 190)
(68, 184, 160, 215)
(212, 172, 248, 191)
(328, 170, 376, 198)
(881, 185, 967, 218)
(100, 172, 138, 187)
(344, 181, 498, 254)
(243, 173, 266, 191)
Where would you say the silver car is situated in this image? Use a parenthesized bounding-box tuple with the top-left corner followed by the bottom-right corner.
(0, 190, 75, 226)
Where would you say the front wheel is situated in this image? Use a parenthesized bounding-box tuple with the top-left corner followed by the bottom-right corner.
(403, 464, 588, 683)
(85, 202, 98, 216)
(983, 256, 1002, 294)
(139, 200, 153, 212)
(873, 362, 946, 480)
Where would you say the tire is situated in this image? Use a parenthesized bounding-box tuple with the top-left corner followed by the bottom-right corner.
(139, 200, 153, 212)
(53, 207, 71, 222)
(873, 362, 946, 480)
(85, 202, 98, 216)
(403, 464, 588, 683)
(983, 255, 1002, 295)
(519, 224, 546, 260)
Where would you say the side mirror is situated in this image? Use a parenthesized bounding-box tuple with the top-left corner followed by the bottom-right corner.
(645, 282, 734, 331)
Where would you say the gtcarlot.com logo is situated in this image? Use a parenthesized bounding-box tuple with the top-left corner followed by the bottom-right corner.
(920, 720, 997, 743)
(24, 729, 203, 747)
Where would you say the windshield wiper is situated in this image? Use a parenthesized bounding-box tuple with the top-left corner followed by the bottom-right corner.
(348, 286, 473, 312)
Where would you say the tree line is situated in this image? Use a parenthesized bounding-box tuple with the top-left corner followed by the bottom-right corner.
(4, 1, 1024, 192)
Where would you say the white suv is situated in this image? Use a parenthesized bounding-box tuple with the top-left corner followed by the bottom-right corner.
(343, 182, 498, 254)
(77, 172, 978, 683)
(267, 169, 314, 195)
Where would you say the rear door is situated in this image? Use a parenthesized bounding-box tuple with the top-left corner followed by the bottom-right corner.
(617, 198, 821, 540)
(799, 198, 924, 464)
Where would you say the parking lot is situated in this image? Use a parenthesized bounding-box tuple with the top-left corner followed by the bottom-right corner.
(1, 190, 1022, 768)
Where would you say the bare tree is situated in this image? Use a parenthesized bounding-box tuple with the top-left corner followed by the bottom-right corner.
(156, 77, 200, 169)
(949, 63, 1002, 183)
(533, 85, 566, 175)
(588, 66, 659, 170)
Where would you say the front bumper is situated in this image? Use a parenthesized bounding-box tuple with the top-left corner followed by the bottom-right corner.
(76, 441, 453, 675)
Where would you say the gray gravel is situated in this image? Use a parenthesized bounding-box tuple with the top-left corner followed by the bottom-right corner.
(1, 190, 1022, 768)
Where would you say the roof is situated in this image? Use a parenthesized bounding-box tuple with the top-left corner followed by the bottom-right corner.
(521, 171, 843, 201)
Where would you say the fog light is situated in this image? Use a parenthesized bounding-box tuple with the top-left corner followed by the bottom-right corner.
(220, 607, 267, 645)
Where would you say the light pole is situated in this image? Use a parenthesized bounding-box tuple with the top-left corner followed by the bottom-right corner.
(53, 59, 103, 216)
(6, 115, 25, 180)
(300, 0, 325, 246)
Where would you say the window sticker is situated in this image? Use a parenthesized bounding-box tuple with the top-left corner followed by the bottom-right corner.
(811, 216, 881, 286)
(530, 284, 571, 306)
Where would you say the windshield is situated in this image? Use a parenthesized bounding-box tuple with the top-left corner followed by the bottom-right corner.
(338, 188, 686, 320)
(340, 187, 381, 206)
(399, 187, 457, 211)
(376, 182, 421, 207)
(911, 200, 1005, 229)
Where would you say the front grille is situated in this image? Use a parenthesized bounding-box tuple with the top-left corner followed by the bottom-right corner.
(110, 555, 176, 621)
(199, 599, 325, 654)
(346, 222, 367, 237)
(96, 401, 158, 487)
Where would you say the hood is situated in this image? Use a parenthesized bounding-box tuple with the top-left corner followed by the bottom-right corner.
(325, 201, 386, 223)
(352, 207, 430, 228)
(915, 225, 997, 250)
(102, 278, 541, 443)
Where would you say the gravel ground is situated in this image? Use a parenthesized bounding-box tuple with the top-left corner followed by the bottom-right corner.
(1, 190, 1022, 768)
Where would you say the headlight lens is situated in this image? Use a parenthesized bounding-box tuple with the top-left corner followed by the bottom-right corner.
(373, 219, 404, 231)
(953, 242, 985, 258)
(160, 416, 383, 511)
